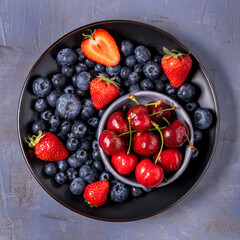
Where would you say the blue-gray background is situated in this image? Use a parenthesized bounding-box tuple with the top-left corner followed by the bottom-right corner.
(0, 0, 239, 239)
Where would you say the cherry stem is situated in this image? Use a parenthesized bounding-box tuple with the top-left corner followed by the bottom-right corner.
(149, 103, 177, 117)
(162, 117, 170, 126)
(127, 116, 132, 155)
(185, 133, 196, 152)
(129, 94, 139, 105)
(164, 177, 168, 182)
(145, 100, 163, 107)
(151, 121, 164, 165)
(122, 106, 126, 112)
(119, 127, 166, 137)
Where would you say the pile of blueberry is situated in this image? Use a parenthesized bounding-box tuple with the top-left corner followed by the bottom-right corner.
(31, 39, 212, 203)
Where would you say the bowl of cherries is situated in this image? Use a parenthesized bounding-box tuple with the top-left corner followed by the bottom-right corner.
(97, 91, 194, 188)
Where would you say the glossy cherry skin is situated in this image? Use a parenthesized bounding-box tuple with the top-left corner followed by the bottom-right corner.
(135, 159, 164, 188)
(132, 132, 160, 156)
(147, 101, 171, 124)
(162, 120, 189, 148)
(127, 105, 152, 132)
(153, 149, 182, 173)
(107, 111, 129, 138)
(99, 130, 125, 155)
(111, 149, 138, 175)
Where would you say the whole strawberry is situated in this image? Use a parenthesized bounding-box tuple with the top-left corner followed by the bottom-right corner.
(90, 74, 120, 109)
(84, 181, 109, 207)
(26, 131, 69, 161)
(161, 47, 192, 88)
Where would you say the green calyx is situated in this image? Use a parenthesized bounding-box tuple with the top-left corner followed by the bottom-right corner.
(25, 130, 44, 148)
(97, 73, 120, 89)
(163, 46, 190, 60)
(82, 29, 96, 40)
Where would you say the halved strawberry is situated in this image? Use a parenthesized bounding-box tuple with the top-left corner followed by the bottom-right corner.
(81, 29, 120, 66)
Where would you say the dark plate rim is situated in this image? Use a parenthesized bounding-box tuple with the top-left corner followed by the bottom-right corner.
(17, 20, 220, 222)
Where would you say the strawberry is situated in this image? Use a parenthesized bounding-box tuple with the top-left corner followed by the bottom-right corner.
(84, 181, 109, 207)
(161, 47, 192, 88)
(26, 131, 69, 161)
(90, 74, 120, 109)
(81, 29, 120, 66)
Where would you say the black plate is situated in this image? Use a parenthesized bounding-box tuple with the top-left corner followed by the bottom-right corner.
(17, 20, 219, 221)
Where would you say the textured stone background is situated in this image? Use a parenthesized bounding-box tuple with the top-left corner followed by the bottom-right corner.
(0, 0, 239, 239)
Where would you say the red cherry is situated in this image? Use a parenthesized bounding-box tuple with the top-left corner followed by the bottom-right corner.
(107, 111, 129, 138)
(111, 149, 138, 175)
(99, 130, 125, 155)
(127, 105, 152, 132)
(135, 159, 164, 188)
(153, 149, 183, 173)
(132, 132, 160, 156)
(147, 101, 171, 124)
(162, 120, 189, 148)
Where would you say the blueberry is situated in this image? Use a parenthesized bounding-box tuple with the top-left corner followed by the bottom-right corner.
(142, 187, 153, 192)
(123, 80, 131, 88)
(44, 163, 57, 176)
(98, 106, 107, 118)
(54, 172, 67, 184)
(63, 85, 75, 94)
(55, 93, 81, 120)
(131, 186, 143, 197)
(87, 117, 99, 128)
(49, 115, 61, 128)
(62, 65, 74, 77)
(76, 71, 92, 91)
(120, 67, 131, 79)
(93, 160, 104, 172)
(153, 55, 162, 63)
(80, 139, 91, 151)
(60, 120, 72, 134)
(57, 48, 77, 66)
(81, 106, 96, 120)
(170, 94, 178, 102)
(86, 129, 95, 141)
(66, 168, 78, 181)
(92, 139, 99, 150)
(71, 120, 88, 138)
(129, 84, 141, 93)
(185, 102, 198, 112)
(143, 61, 161, 80)
(101, 72, 110, 78)
(75, 48, 85, 62)
(119, 88, 125, 97)
(134, 46, 151, 63)
(79, 164, 98, 183)
(99, 171, 112, 181)
(159, 71, 168, 82)
(165, 82, 176, 95)
(110, 180, 129, 202)
(57, 131, 67, 140)
(82, 98, 93, 107)
(128, 72, 141, 84)
(32, 77, 52, 97)
(51, 73, 68, 90)
(41, 110, 53, 121)
(177, 83, 196, 103)
(106, 64, 121, 76)
(94, 63, 105, 73)
(66, 137, 79, 152)
(35, 98, 48, 112)
(76, 88, 88, 99)
(75, 63, 88, 74)
(70, 177, 87, 195)
(85, 159, 93, 165)
(154, 79, 164, 92)
(125, 55, 137, 67)
(75, 149, 88, 164)
(47, 90, 63, 107)
(191, 148, 199, 160)
(49, 126, 58, 133)
(114, 76, 122, 85)
(121, 40, 134, 56)
(92, 149, 101, 161)
(134, 63, 144, 73)
(68, 154, 82, 168)
(32, 120, 47, 134)
(193, 108, 213, 129)
(57, 160, 69, 172)
(140, 79, 154, 90)
(71, 74, 78, 87)
(84, 58, 96, 68)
